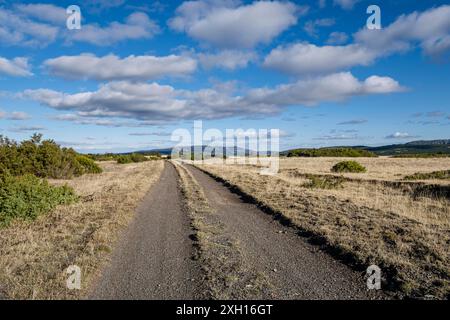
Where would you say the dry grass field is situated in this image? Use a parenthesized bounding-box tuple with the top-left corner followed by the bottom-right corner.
(0, 160, 164, 299)
(280, 157, 450, 183)
(197, 157, 450, 299)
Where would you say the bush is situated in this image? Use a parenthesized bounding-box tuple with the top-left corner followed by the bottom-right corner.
(404, 170, 450, 180)
(0, 173, 78, 227)
(287, 147, 376, 158)
(76, 155, 103, 174)
(0, 134, 102, 179)
(303, 175, 345, 189)
(331, 161, 367, 173)
(116, 153, 149, 164)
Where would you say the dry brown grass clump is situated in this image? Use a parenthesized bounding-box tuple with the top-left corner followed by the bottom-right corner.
(0, 160, 164, 299)
(172, 161, 269, 299)
(198, 161, 450, 299)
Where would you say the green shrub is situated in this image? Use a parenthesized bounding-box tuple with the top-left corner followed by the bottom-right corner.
(403, 170, 450, 180)
(116, 153, 149, 164)
(331, 160, 367, 173)
(0, 134, 102, 179)
(287, 147, 376, 158)
(0, 173, 78, 227)
(116, 155, 133, 164)
(76, 155, 103, 174)
(303, 175, 345, 189)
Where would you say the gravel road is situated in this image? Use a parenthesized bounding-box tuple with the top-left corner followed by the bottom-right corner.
(185, 164, 383, 299)
(91, 161, 384, 299)
(90, 162, 200, 299)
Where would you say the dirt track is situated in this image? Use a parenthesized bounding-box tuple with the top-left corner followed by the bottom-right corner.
(90, 162, 200, 299)
(91, 161, 383, 299)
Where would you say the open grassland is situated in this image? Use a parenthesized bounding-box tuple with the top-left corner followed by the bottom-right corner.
(0, 160, 164, 299)
(280, 156, 450, 183)
(196, 157, 450, 299)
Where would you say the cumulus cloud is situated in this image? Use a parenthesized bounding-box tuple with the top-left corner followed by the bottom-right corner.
(0, 5, 160, 47)
(355, 5, 450, 58)
(21, 72, 403, 125)
(385, 132, 416, 139)
(265, 5, 450, 76)
(44, 54, 197, 81)
(0, 57, 32, 77)
(0, 8, 58, 47)
(14, 3, 66, 24)
(169, 1, 302, 48)
(263, 43, 376, 75)
(66, 12, 160, 46)
(198, 50, 257, 70)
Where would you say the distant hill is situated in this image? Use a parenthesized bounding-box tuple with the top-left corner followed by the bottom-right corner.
(364, 139, 450, 156)
(135, 146, 256, 157)
(135, 139, 450, 157)
(283, 139, 450, 157)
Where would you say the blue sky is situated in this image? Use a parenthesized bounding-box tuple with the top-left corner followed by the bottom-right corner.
(0, 0, 449, 153)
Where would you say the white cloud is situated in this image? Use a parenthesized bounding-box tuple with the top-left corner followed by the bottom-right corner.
(304, 18, 335, 37)
(67, 12, 160, 46)
(0, 6, 159, 48)
(326, 31, 348, 45)
(263, 43, 376, 75)
(0, 110, 5, 119)
(21, 72, 403, 124)
(7, 111, 31, 120)
(44, 54, 197, 81)
(266, 5, 450, 76)
(169, 0, 302, 48)
(0, 8, 58, 47)
(354, 5, 450, 58)
(0, 57, 32, 77)
(198, 50, 256, 70)
(14, 3, 66, 24)
(314, 133, 359, 140)
(385, 132, 416, 139)
(334, 0, 359, 10)
(10, 126, 46, 132)
(244, 72, 403, 107)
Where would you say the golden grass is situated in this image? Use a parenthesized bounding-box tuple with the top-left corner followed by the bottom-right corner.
(197, 158, 450, 299)
(0, 160, 164, 299)
(281, 156, 450, 183)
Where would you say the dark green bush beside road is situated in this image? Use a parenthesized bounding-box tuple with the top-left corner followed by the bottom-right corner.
(0, 173, 78, 226)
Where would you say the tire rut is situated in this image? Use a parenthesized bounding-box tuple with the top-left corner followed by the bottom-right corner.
(185, 164, 384, 299)
(90, 162, 200, 300)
